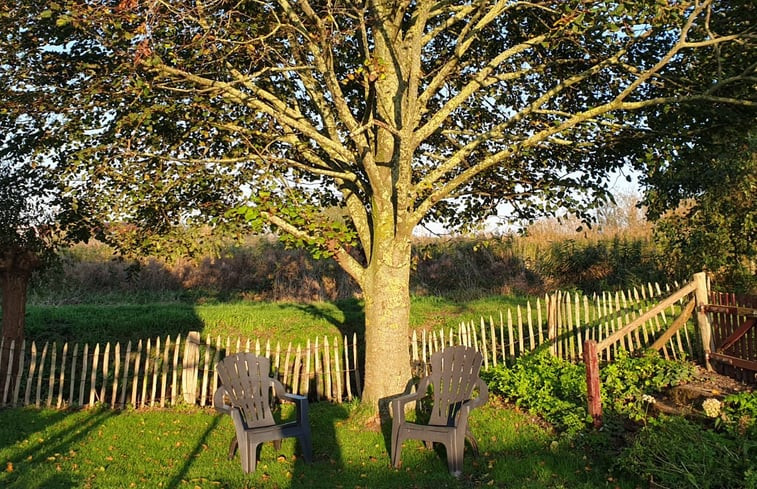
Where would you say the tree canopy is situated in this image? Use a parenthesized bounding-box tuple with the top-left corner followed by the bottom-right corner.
(4, 0, 755, 404)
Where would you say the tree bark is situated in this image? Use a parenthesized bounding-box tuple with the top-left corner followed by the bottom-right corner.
(361, 238, 412, 409)
(0, 250, 39, 384)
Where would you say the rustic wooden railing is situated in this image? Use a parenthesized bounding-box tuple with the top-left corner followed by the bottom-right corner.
(0, 332, 361, 409)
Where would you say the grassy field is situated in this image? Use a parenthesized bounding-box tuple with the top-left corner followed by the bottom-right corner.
(24, 295, 532, 346)
(0, 400, 639, 489)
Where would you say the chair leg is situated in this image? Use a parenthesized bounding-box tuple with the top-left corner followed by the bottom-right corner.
(228, 437, 238, 460)
(446, 435, 465, 476)
(299, 433, 313, 463)
(240, 438, 261, 474)
(466, 429, 480, 458)
(391, 434, 404, 468)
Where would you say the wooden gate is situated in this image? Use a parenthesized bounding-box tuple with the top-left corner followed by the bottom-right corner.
(706, 292, 757, 383)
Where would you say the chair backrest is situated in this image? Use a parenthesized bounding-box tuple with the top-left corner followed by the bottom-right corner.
(426, 346, 483, 426)
(216, 353, 277, 428)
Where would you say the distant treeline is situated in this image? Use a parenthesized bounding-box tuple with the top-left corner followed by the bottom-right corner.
(30, 231, 670, 304)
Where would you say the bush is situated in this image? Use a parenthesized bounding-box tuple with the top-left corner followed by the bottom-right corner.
(485, 350, 591, 436)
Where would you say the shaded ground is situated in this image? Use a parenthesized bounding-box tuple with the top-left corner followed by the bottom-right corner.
(653, 365, 754, 417)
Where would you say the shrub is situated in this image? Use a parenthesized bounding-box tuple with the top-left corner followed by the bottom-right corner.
(485, 350, 591, 436)
(601, 350, 696, 421)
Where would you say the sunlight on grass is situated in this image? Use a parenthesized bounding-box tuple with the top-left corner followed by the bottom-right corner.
(0, 401, 639, 489)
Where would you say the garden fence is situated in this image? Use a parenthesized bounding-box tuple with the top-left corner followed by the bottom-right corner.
(0, 332, 361, 409)
(1, 279, 705, 410)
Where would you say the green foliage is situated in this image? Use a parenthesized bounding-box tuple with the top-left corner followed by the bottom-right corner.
(485, 350, 591, 436)
(533, 236, 663, 293)
(618, 416, 752, 489)
(601, 351, 696, 421)
(486, 350, 696, 434)
(717, 392, 757, 439)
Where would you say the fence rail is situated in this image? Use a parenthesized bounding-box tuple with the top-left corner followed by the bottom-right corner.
(410, 280, 697, 373)
(0, 332, 362, 409)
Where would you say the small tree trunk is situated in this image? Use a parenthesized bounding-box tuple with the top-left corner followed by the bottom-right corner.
(0, 250, 39, 385)
(1, 270, 30, 344)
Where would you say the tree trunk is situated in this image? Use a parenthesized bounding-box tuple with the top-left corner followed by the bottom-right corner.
(1, 270, 30, 344)
(361, 241, 412, 409)
(0, 250, 38, 386)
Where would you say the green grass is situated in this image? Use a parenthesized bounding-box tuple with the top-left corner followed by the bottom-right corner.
(0, 400, 640, 489)
(25, 295, 533, 346)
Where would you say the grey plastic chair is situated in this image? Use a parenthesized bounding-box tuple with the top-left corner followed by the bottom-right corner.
(391, 345, 489, 475)
(214, 352, 313, 473)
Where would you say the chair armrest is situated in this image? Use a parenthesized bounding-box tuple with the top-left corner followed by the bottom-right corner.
(390, 377, 430, 422)
(213, 386, 232, 414)
(466, 378, 489, 410)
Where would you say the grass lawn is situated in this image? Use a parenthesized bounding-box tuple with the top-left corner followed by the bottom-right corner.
(0, 399, 637, 489)
(24, 295, 533, 346)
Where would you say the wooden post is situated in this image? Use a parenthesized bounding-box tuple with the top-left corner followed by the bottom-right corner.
(182, 331, 201, 404)
(694, 272, 713, 370)
(584, 340, 602, 429)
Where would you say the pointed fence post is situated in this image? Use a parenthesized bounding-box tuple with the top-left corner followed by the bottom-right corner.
(693, 272, 714, 370)
(584, 339, 602, 429)
(182, 331, 201, 404)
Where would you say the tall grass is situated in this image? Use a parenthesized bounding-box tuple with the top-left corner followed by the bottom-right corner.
(30, 232, 663, 307)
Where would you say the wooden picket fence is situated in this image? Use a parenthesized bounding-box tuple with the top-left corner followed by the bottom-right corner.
(1, 280, 703, 411)
(0, 332, 362, 409)
(410, 280, 699, 372)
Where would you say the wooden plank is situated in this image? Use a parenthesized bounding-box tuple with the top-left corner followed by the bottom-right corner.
(597, 281, 697, 353)
(69, 343, 78, 407)
(90, 343, 100, 406)
(158, 337, 169, 407)
(131, 340, 143, 407)
(171, 335, 180, 406)
(79, 344, 88, 407)
(304, 339, 312, 398)
(536, 299, 544, 345)
(293, 344, 302, 396)
(480, 318, 489, 369)
(13, 340, 25, 407)
(211, 336, 221, 405)
(333, 338, 342, 403)
(283, 342, 292, 389)
(112, 343, 121, 407)
(140, 340, 151, 408)
(47, 342, 57, 408)
(150, 338, 160, 406)
(314, 337, 322, 400)
(119, 341, 132, 408)
(650, 299, 696, 351)
(36, 342, 49, 408)
(353, 333, 361, 396)
(25, 342, 37, 406)
(199, 336, 210, 407)
(584, 340, 602, 428)
(324, 337, 333, 401)
(343, 335, 352, 401)
(517, 305, 525, 355)
(101, 343, 110, 406)
(507, 309, 515, 358)
(709, 352, 757, 371)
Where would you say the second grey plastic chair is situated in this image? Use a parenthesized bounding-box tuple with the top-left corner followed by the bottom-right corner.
(214, 352, 313, 473)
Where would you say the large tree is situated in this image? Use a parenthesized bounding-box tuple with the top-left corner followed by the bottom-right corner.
(47, 0, 756, 406)
(0, 4, 94, 345)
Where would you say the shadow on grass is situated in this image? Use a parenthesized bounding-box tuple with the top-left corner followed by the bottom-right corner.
(0, 407, 120, 488)
(0, 401, 641, 489)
